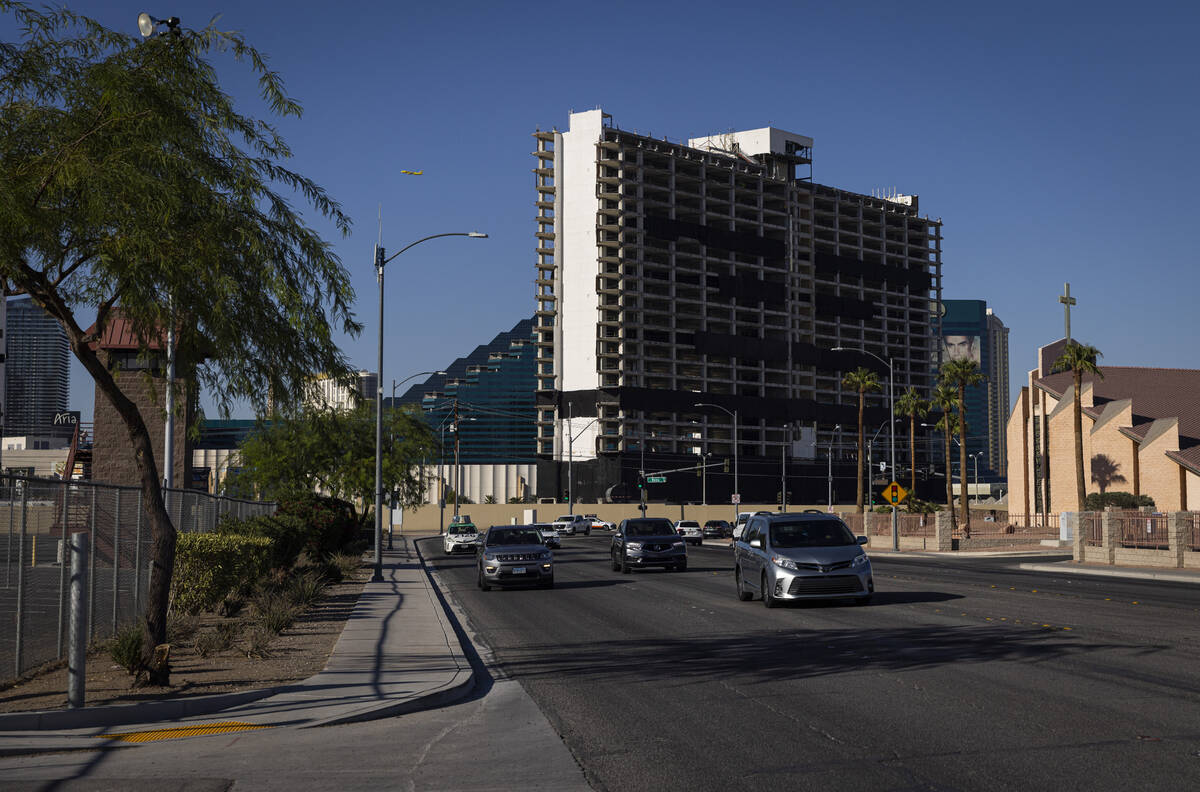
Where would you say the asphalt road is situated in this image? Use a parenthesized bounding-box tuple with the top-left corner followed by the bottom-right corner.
(429, 535, 1200, 792)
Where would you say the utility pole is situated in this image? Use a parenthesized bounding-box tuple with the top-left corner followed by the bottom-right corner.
(453, 399, 461, 516)
(780, 425, 788, 513)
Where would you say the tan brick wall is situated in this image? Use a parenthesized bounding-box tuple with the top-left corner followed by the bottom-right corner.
(1088, 400, 1136, 498)
(1005, 388, 1029, 518)
(1045, 386, 1093, 512)
(93, 372, 193, 490)
(1138, 420, 1182, 511)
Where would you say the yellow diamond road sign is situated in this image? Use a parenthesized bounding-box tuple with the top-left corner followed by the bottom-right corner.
(884, 481, 908, 504)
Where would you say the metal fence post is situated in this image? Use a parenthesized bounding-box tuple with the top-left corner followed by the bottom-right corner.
(56, 482, 69, 659)
(67, 531, 89, 708)
(112, 489, 121, 635)
(14, 486, 28, 678)
(88, 487, 97, 642)
(133, 497, 143, 612)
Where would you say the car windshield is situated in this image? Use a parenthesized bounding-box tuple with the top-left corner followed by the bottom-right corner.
(769, 520, 856, 548)
(487, 529, 543, 546)
(448, 524, 475, 534)
(625, 519, 676, 537)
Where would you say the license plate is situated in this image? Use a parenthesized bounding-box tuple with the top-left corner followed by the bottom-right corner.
(512, 567, 526, 574)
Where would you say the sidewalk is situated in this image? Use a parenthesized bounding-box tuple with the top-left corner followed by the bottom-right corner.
(0, 533, 474, 754)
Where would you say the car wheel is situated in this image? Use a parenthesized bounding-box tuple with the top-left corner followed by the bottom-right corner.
(585, 528, 591, 536)
(762, 572, 778, 608)
(735, 566, 752, 601)
(477, 568, 490, 591)
(621, 555, 632, 574)
(540, 576, 554, 589)
(611, 553, 621, 572)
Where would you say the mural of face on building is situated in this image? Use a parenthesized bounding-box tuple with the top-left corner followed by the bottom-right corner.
(943, 335, 980, 364)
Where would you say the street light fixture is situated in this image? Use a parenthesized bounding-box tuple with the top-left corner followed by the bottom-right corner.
(373, 231, 486, 582)
(832, 347, 897, 551)
(693, 403, 738, 521)
(137, 12, 180, 37)
(969, 451, 982, 504)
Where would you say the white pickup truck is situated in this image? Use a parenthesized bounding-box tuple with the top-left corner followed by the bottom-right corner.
(553, 514, 592, 536)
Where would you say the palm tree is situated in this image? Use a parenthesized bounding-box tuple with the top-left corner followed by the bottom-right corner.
(940, 359, 985, 537)
(842, 367, 883, 514)
(896, 387, 930, 498)
(931, 382, 959, 531)
(1052, 341, 1103, 509)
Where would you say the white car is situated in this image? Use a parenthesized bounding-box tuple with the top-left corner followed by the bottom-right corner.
(443, 522, 479, 554)
(553, 514, 591, 536)
(675, 519, 703, 546)
(586, 514, 615, 532)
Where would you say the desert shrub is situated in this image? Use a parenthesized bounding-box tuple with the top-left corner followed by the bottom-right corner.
(244, 627, 273, 659)
(218, 595, 245, 619)
(109, 623, 145, 675)
(253, 591, 296, 634)
(167, 614, 199, 645)
(217, 513, 307, 570)
(275, 493, 357, 559)
(1084, 491, 1156, 511)
(287, 569, 326, 606)
(327, 552, 361, 583)
(171, 533, 273, 615)
(195, 622, 240, 657)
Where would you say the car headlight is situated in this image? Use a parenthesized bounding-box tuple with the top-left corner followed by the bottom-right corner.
(771, 554, 797, 571)
(672, 541, 684, 548)
(626, 542, 643, 551)
(483, 553, 496, 561)
(538, 551, 550, 560)
(851, 553, 870, 568)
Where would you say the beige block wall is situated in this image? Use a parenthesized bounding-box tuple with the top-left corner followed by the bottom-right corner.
(1088, 400, 1136, 497)
(1006, 389, 1029, 517)
(1045, 395, 1093, 512)
(1139, 421, 1182, 511)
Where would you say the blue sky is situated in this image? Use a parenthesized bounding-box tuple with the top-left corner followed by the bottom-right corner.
(13, 0, 1200, 420)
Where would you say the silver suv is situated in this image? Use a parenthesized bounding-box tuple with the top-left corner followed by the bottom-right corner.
(611, 518, 687, 573)
(478, 526, 555, 590)
(733, 513, 873, 607)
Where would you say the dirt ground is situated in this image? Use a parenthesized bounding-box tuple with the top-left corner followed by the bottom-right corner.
(0, 562, 367, 714)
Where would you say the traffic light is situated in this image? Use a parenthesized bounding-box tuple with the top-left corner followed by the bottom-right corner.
(723, 459, 730, 473)
(562, 494, 568, 502)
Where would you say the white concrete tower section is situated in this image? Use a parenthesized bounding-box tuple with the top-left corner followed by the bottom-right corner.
(556, 109, 606, 462)
(688, 127, 814, 160)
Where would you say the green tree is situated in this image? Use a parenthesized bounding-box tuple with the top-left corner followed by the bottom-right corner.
(0, 4, 358, 683)
(1052, 341, 1103, 510)
(895, 387, 930, 498)
(842, 367, 882, 514)
(940, 359, 985, 537)
(230, 405, 436, 529)
(931, 383, 959, 531)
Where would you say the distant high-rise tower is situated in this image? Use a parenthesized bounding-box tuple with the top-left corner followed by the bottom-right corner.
(4, 296, 70, 442)
(937, 299, 1009, 477)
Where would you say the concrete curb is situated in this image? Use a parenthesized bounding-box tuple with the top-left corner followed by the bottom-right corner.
(1018, 562, 1200, 585)
(0, 687, 279, 733)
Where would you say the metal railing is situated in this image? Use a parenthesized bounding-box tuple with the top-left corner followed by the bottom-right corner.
(964, 513, 1060, 541)
(1082, 513, 1103, 547)
(1190, 514, 1200, 552)
(0, 474, 274, 685)
(1113, 511, 1169, 549)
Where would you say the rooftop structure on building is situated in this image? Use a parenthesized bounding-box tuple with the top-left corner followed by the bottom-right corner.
(4, 296, 70, 444)
(532, 108, 944, 504)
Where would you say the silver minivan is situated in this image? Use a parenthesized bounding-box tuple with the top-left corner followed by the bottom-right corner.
(733, 513, 873, 607)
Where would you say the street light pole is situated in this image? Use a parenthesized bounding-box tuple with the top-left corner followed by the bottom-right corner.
(373, 231, 486, 582)
(694, 403, 737, 521)
(385, 370, 443, 549)
(827, 424, 840, 511)
(833, 347, 897, 550)
(780, 425, 788, 513)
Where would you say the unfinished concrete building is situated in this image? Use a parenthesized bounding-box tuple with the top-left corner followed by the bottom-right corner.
(533, 109, 943, 504)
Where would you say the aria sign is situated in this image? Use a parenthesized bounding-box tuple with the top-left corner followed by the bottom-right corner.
(52, 411, 81, 428)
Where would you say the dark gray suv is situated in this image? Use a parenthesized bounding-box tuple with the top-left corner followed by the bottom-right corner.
(478, 525, 554, 590)
(733, 513, 873, 607)
(611, 518, 687, 573)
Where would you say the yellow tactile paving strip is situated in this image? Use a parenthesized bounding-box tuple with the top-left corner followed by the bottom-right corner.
(98, 721, 272, 743)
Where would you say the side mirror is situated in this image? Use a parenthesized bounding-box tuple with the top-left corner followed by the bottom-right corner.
(857, 536, 869, 545)
(749, 538, 762, 549)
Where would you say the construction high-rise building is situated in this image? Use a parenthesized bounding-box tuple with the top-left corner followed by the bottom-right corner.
(532, 109, 944, 504)
(4, 296, 70, 445)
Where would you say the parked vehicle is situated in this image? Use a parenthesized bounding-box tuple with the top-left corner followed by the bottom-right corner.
(732, 513, 873, 607)
(477, 525, 555, 590)
(535, 523, 562, 549)
(443, 519, 478, 554)
(703, 519, 732, 539)
(554, 514, 591, 536)
(611, 518, 687, 573)
(675, 519, 703, 546)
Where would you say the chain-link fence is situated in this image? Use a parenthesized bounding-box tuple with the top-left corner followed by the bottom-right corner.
(0, 474, 274, 685)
